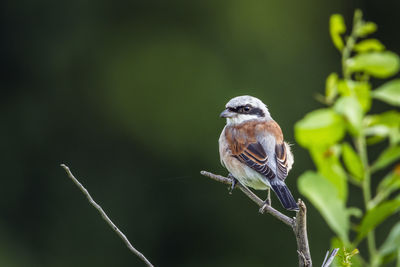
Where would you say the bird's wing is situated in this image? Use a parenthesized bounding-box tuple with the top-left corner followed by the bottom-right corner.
(235, 142, 275, 180)
(275, 142, 289, 181)
(225, 120, 289, 181)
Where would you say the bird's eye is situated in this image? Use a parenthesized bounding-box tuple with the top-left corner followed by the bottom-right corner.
(243, 106, 251, 112)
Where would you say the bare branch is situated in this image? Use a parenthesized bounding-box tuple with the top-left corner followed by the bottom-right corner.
(61, 164, 154, 267)
(201, 170, 321, 267)
(294, 200, 312, 267)
(200, 171, 294, 227)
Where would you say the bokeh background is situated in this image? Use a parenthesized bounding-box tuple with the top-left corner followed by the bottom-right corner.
(2, 0, 399, 266)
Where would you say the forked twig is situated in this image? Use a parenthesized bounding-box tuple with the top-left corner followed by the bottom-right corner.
(201, 170, 339, 267)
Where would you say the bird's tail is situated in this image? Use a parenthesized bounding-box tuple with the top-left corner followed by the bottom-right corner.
(270, 179, 299, 211)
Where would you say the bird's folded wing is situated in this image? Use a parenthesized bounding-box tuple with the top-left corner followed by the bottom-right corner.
(235, 142, 275, 180)
(275, 142, 288, 181)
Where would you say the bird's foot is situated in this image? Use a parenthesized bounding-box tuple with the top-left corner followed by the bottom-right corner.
(259, 200, 271, 214)
(228, 173, 238, 194)
(259, 189, 272, 214)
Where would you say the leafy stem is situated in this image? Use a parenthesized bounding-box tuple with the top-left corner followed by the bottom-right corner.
(356, 135, 379, 265)
(297, 8, 400, 267)
(342, 10, 362, 79)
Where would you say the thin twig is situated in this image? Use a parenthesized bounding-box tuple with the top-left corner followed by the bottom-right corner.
(200, 171, 293, 227)
(321, 249, 339, 267)
(61, 164, 154, 267)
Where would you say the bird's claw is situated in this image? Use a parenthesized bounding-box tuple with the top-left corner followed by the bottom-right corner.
(228, 173, 237, 194)
(259, 202, 269, 214)
(259, 188, 272, 213)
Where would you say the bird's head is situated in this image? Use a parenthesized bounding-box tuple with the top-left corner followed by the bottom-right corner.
(220, 95, 271, 125)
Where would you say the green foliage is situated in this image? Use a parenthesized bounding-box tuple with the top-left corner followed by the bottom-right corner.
(372, 79, 400, 106)
(295, 109, 345, 148)
(347, 51, 400, 78)
(354, 39, 385, 53)
(375, 171, 400, 206)
(341, 143, 363, 181)
(371, 145, 400, 172)
(298, 171, 349, 242)
(331, 238, 362, 267)
(337, 80, 371, 112)
(309, 146, 348, 201)
(380, 222, 400, 256)
(295, 9, 400, 267)
(356, 197, 400, 241)
(334, 97, 363, 136)
(330, 14, 346, 51)
(365, 111, 400, 145)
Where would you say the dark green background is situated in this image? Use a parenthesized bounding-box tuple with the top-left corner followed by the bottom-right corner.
(1, 0, 399, 266)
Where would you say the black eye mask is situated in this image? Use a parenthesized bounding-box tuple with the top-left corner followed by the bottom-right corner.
(229, 105, 265, 117)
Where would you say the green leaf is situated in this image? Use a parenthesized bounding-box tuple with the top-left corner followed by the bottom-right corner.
(298, 171, 349, 241)
(330, 14, 346, 51)
(377, 171, 400, 203)
(380, 222, 400, 256)
(347, 51, 400, 78)
(334, 97, 363, 136)
(295, 109, 346, 148)
(372, 79, 400, 106)
(325, 73, 339, 103)
(310, 146, 348, 201)
(356, 22, 377, 37)
(371, 145, 400, 173)
(365, 125, 390, 137)
(354, 39, 385, 53)
(357, 198, 400, 242)
(342, 143, 364, 180)
(366, 111, 400, 128)
(366, 111, 400, 145)
(338, 80, 371, 112)
(347, 207, 363, 218)
(366, 135, 388, 146)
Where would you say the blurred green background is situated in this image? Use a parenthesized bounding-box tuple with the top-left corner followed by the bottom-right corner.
(2, 0, 399, 266)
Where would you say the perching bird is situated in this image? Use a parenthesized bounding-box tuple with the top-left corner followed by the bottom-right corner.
(219, 95, 299, 211)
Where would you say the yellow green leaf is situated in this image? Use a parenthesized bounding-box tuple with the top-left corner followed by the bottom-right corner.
(342, 143, 364, 180)
(295, 109, 345, 148)
(325, 73, 339, 103)
(357, 198, 400, 242)
(371, 145, 400, 173)
(330, 14, 346, 51)
(298, 171, 349, 242)
(372, 79, 400, 106)
(347, 51, 400, 78)
(354, 39, 385, 53)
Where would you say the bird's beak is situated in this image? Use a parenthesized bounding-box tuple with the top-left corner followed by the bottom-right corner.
(220, 109, 235, 118)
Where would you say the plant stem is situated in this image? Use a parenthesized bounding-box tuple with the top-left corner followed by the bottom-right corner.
(342, 36, 356, 79)
(342, 10, 380, 266)
(356, 136, 378, 266)
(341, 11, 361, 79)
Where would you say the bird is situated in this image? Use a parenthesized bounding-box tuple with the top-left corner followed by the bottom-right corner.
(218, 95, 299, 211)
